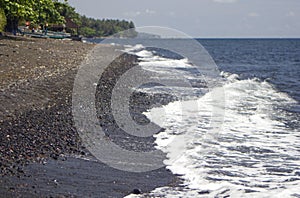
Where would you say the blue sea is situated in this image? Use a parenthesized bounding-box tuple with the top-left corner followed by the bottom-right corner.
(91, 38, 300, 197)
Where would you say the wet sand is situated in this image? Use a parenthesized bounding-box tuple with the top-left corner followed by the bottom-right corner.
(0, 36, 178, 197)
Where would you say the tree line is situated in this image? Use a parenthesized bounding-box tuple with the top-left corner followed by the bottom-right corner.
(0, 0, 136, 37)
(80, 16, 135, 37)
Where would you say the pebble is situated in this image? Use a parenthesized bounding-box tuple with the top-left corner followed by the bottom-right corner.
(131, 189, 142, 194)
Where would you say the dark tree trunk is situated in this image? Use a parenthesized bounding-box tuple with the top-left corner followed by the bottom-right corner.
(5, 17, 19, 35)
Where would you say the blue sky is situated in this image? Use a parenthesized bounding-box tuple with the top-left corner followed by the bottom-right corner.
(68, 0, 300, 38)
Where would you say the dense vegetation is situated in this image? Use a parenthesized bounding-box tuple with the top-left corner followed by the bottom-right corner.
(0, 7, 6, 32)
(80, 16, 135, 37)
(0, 0, 63, 33)
(0, 0, 136, 37)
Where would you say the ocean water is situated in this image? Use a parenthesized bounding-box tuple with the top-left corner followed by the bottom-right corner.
(97, 38, 300, 197)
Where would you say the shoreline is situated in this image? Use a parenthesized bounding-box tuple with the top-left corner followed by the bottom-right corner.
(0, 37, 179, 197)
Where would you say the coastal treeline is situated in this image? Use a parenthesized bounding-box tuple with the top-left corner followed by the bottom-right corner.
(80, 16, 135, 37)
(0, 0, 135, 37)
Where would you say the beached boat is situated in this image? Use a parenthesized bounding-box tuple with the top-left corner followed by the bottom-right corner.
(18, 27, 71, 39)
(46, 31, 71, 39)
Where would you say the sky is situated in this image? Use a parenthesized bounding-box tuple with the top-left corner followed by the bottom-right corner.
(67, 0, 300, 38)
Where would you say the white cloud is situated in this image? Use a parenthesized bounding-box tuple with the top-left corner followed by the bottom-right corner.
(169, 11, 176, 17)
(124, 11, 141, 17)
(145, 9, 156, 15)
(124, 9, 156, 17)
(213, 0, 238, 3)
(286, 11, 295, 17)
(248, 12, 260, 17)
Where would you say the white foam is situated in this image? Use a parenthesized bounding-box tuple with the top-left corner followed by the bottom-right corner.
(220, 71, 240, 82)
(123, 44, 194, 69)
(123, 44, 206, 100)
(123, 44, 145, 53)
(140, 78, 299, 197)
(134, 50, 153, 58)
(123, 44, 300, 197)
(139, 58, 191, 68)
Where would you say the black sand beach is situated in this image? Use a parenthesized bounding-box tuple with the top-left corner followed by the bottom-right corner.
(0, 37, 178, 197)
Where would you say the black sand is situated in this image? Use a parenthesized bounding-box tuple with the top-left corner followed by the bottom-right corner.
(0, 37, 178, 197)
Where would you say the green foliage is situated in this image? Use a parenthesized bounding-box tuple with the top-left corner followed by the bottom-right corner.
(0, 0, 63, 32)
(0, 7, 6, 32)
(0, 0, 35, 19)
(54, 1, 80, 25)
(0, 0, 136, 37)
(32, 0, 64, 24)
(80, 27, 97, 38)
(80, 16, 136, 38)
(0, 0, 62, 22)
